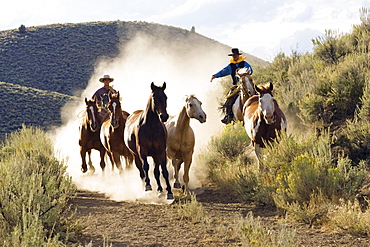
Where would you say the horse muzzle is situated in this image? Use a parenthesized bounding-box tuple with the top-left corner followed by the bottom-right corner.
(90, 122, 99, 132)
(264, 115, 275, 125)
(198, 113, 207, 123)
(111, 119, 119, 129)
(160, 113, 169, 122)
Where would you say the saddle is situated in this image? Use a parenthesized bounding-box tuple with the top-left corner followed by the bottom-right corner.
(225, 85, 240, 99)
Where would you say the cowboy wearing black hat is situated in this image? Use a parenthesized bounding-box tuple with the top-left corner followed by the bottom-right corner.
(211, 48, 253, 124)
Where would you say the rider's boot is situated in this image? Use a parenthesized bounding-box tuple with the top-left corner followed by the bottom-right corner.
(221, 104, 234, 124)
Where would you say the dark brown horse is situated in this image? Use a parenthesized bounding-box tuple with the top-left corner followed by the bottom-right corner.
(100, 91, 133, 174)
(79, 97, 107, 173)
(124, 82, 173, 200)
(243, 82, 287, 165)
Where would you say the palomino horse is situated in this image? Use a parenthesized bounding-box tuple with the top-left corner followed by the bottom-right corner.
(232, 67, 256, 123)
(124, 82, 173, 200)
(79, 97, 107, 173)
(243, 82, 287, 164)
(100, 91, 133, 174)
(165, 95, 206, 193)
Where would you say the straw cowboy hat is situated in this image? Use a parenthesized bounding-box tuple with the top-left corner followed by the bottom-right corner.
(228, 48, 242, 56)
(99, 75, 114, 82)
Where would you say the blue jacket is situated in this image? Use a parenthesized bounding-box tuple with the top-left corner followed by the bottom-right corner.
(213, 58, 253, 84)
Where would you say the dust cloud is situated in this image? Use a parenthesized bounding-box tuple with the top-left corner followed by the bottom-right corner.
(52, 32, 231, 204)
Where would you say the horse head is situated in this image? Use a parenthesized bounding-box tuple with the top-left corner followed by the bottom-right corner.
(100, 93, 109, 108)
(255, 82, 276, 125)
(237, 67, 256, 96)
(85, 97, 100, 132)
(107, 91, 121, 129)
(150, 82, 169, 122)
(185, 95, 207, 123)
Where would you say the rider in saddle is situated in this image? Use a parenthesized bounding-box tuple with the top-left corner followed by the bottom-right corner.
(92, 74, 117, 120)
(210, 48, 253, 124)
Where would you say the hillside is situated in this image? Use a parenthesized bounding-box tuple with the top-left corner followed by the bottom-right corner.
(0, 82, 78, 137)
(0, 21, 268, 137)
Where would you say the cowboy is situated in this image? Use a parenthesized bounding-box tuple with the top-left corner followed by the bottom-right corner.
(210, 48, 253, 124)
(92, 75, 117, 108)
(92, 75, 117, 120)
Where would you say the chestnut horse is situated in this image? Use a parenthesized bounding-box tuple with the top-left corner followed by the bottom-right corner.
(100, 91, 133, 174)
(124, 82, 173, 200)
(243, 82, 287, 165)
(79, 97, 107, 173)
(232, 67, 256, 123)
(165, 95, 206, 193)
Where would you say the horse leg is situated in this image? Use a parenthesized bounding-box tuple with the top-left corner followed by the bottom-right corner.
(254, 143, 263, 170)
(106, 151, 115, 171)
(87, 150, 96, 174)
(182, 155, 192, 194)
(80, 147, 88, 173)
(141, 154, 152, 191)
(112, 152, 124, 175)
(99, 149, 106, 174)
(153, 157, 163, 193)
(172, 158, 183, 189)
(156, 154, 174, 200)
(124, 153, 134, 170)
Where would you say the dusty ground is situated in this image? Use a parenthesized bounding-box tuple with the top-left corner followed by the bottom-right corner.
(68, 184, 370, 247)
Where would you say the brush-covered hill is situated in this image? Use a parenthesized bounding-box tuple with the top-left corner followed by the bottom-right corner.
(0, 21, 268, 137)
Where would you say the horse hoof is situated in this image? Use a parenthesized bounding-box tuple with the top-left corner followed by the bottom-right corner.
(174, 182, 181, 189)
(167, 193, 174, 200)
(81, 167, 87, 173)
(145, 185, 152, 191)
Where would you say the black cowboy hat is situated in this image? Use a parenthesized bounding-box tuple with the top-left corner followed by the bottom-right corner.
(228, 48, 242, 56)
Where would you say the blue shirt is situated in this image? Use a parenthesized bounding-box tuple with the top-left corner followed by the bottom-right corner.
(213, 60, 253, 78)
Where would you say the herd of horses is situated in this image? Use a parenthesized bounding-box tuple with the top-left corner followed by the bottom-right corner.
(78, 72, 287, 200)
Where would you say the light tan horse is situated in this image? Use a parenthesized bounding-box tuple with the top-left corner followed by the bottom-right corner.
(165, 95, 206, 193)
(232, 67, 256, 123)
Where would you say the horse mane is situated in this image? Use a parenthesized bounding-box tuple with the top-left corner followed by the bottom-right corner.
(184, 94, 196, 101)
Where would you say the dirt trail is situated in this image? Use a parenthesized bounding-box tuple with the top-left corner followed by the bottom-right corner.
(69, 185, 370, 247)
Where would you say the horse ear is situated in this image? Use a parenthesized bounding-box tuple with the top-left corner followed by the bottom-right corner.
(269, 82, 273, 91)
(254, 84, 262, 94)
(151, 82, 155, 91)
(85, 97, 88, 104)
(162, 82, 166, 90)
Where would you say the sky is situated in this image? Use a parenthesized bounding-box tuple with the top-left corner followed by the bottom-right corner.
(1, 0, 370, 62)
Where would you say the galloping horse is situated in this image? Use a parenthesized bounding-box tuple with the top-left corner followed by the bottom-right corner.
(232, 67, 256, 123)
(243, 82, 287, 164)
(165, 95, 206, 193)
(100, 91, 133, 174)
(124, 82, 173, 200)
(79, 97, 107, 173)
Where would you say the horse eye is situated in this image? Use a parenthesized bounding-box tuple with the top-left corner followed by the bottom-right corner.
(189, 103, 193, 107)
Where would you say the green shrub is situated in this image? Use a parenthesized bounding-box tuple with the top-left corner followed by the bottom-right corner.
(326, 199, 370, 236)
(0, 126, 78, 246)
(208, 123, 250, 160)
(237, 211, 297, 247)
